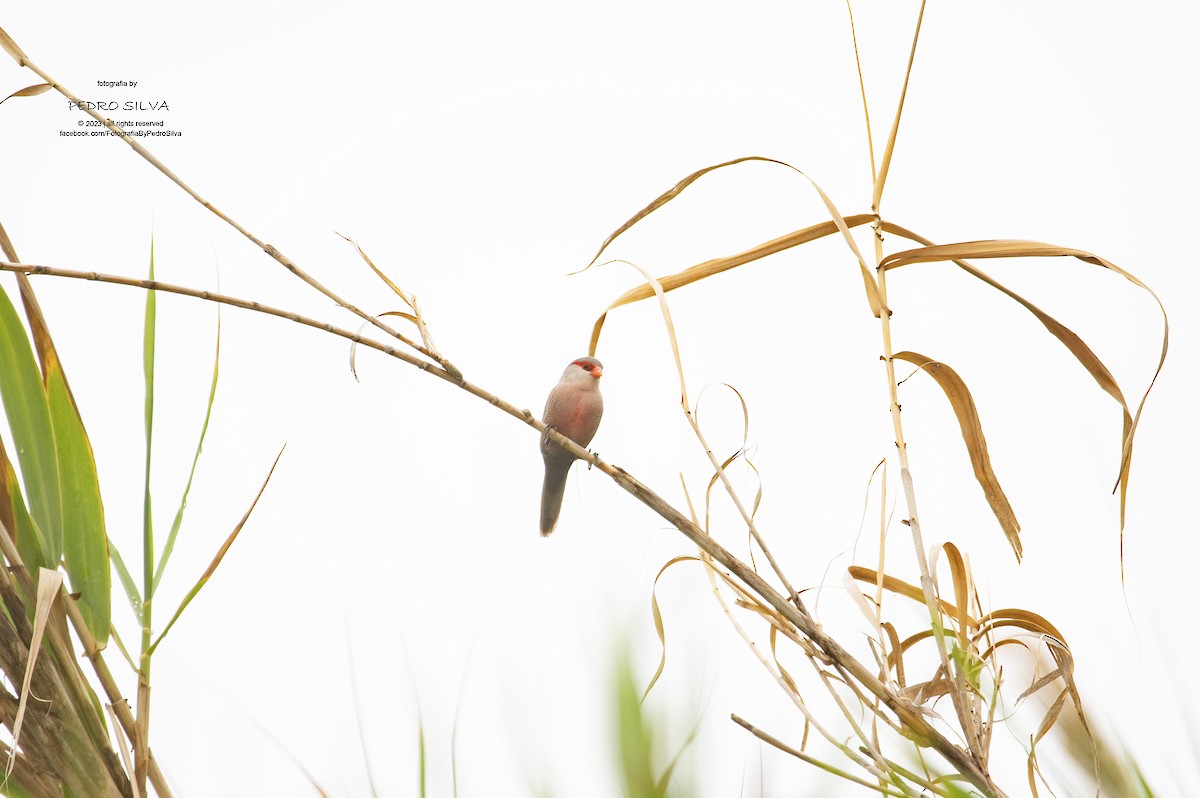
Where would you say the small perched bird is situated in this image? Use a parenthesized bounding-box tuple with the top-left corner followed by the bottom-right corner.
(540, 356, 604, 536)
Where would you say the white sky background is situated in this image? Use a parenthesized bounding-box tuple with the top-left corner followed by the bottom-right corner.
(0, 2, 1197, 796)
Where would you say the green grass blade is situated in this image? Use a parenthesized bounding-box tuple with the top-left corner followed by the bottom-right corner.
(4, 269, 111, 640)
(42, 348, 111, 640)
(614, 648, 662, 798)
(0, 433, 48, 571)
(152, 305, 220, 596)
(108, 537, 142, 622)
(0, 284, 62, 563)
(148, 447, 282, 655)
(143, 239, 156, 604)
(417, 707, 427, 798)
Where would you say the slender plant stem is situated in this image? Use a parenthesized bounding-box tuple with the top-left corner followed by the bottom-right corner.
(731, 715, 921, 798)
(698, 546, 884, 781)
(864, 0, 991, 786)
(2, 46, 460, 381)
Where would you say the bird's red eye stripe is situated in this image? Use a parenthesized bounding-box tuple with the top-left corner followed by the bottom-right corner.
(574, 360, 603, 376)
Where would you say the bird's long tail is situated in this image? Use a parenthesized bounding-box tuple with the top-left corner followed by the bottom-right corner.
(540, 460, 571, 537)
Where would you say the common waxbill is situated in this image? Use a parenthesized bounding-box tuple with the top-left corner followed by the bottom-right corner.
(540, 356, 604, 536)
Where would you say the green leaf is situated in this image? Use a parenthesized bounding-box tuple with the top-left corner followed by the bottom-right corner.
(109, 537, 142, 622)
(614, 647, 663, 798)
(0, 433, 48, 571)
(10, 273, 110, 641)
(143, 239, 156, 602)
(0, 283, 62, 564)
(43, 347, 111, 640)
(148, 447, 282, 655)
(153, 304, 220, 596)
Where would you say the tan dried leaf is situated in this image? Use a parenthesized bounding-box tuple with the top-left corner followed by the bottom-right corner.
(894, 351, 1022, 561)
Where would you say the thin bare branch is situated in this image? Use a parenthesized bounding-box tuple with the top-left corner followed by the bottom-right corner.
(0, 33, 459, 380)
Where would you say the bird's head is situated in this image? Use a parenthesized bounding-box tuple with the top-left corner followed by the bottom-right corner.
(571, 356, 603, 379)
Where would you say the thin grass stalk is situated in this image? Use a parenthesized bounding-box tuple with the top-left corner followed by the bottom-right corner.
(0, 262, 438, 375)
(802, 653, 899, 789)
(876, 235, 988, 776)
(697, 549, 880, 779)
(731, 715, 919, 798)
(864, 0, 988, 781)
(605, 259, 801, 606)
(0, 39, 460, 381)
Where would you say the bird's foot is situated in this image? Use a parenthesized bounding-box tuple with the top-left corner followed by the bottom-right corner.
(587, 450, 600, 469)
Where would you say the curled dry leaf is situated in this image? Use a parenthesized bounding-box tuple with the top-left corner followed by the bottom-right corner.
(0, 82, 52, 106)
(893, 351, 1022, 562)
(880, 236, 1169, 565)
(848, 565, 962, 619)
(588, 214, 876, 355)
(642, 554, 701, 702)
(585, 156, 888, 354)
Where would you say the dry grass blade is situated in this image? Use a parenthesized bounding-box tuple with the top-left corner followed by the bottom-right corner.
(843, 1, 877, 186)
(380, 310, 420, 325)
(148, 446, 285, 655)
(8, 567, 63, 781)
(642, 554, 699, 702)
(598, 259, 688, 409)
(583, 156, 772, 269)
(0, 83, 52, 106)
(696, 383, 763, 552)
(880, 224, 1129, 414)
(880, 237, 1167, 564)
(586, 156, 883, 341)
(730, 715, 911, 797)
(1046, 644, 1098, 797)
(847, 565, 964, 620)
(1025, 659, 1097, 798)
(871, 0, 927, 212)
(977, 609, 1066, 645)
(336, 233, 417, 313)
(597, 259, 803, 608)
(767, 626, 802, 697)
(105, 703, 140, 798)
(881, 622, 906, 687)
(881, 223, 1133, 499)
(894, 351, 1022, 561)
(336, 234, 453, 376)
(941, 543, 973, 640)
(842, 569, 886, 645)
(589, 214, 875, 353)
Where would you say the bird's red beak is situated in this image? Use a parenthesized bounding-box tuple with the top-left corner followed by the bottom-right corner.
(591, 365, 603, 378)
